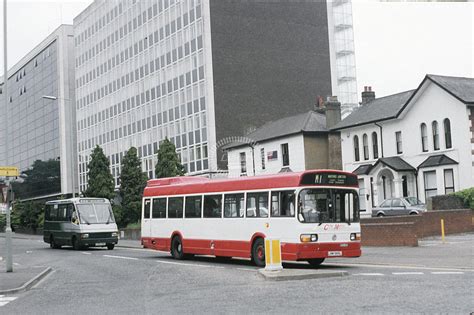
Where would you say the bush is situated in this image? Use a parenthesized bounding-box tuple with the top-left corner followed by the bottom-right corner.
(454, 187, 474, 209)
(125, 222, 141, 229)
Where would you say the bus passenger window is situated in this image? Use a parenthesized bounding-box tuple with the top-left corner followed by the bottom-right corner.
(203, 195, 222, 218)
(271, 191, 295, 217)
(168, 197, 184, 218)
(185, 196, 202, 218)
(246, 192, 269, 218)
(152, 198, 167, 218)
(224, 194, 244, 218)
(58, 205, 68, 221)
(143, 199, 151, 219)
(49, 205, 58, 221)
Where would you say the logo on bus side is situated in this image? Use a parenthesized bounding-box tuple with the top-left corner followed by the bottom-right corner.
(322, 223, 343, 231)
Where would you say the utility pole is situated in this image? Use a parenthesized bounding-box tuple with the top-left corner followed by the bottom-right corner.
(3, 0, 12, 273)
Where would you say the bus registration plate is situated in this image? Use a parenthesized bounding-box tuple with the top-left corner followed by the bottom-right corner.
(95, 243, 106, 246)
(328, 251, 342, 257)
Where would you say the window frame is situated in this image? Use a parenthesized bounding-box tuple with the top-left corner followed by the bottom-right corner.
(432, 121, 440, 151)
(168, 196, 184, 219)
(420, 123, 428, 152)
(246, 191, 269, 218)
(362, 134, 369, 160)
(443, 168, 455, 194)
(143, 198, 151, 219)
(395, 131, 403, 154)
(152, 197, 167, 219)
(353, 135, 360, 162)
(423, 170, 437, 200)
(443, 118, 452, 149)
(372, 132, 379, 159)
(270, 190, 296, 218)
(203, 194, 223, 218)
(281, 143, 290, 167)
(239, 152, 246, 174)
(185, 195, 203, 218)
(223, 193, 245, 218)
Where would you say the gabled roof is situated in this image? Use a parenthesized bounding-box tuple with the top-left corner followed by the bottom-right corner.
(427, 75, 474, 104)
(331, 90, 415, 130)
(353, 164, 373, 176)
(418, 154, 458, 169)
(332, 74, 474, 131)
(373, 157, 416, 172)
(224, 110, 327, 150)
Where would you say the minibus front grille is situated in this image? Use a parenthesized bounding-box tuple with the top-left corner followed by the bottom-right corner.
(89, 232, 112, 239)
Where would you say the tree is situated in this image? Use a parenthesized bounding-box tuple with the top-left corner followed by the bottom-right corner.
(119, 147, 148, 227)
(12, 159, 61, 199)
(155, 138, 185, 178)
(83, 145, 115, 199)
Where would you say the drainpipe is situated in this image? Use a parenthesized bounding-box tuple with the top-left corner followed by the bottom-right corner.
(374, 122, 384, 158)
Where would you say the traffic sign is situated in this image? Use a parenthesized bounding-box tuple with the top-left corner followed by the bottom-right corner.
(0, 166, 19, 177)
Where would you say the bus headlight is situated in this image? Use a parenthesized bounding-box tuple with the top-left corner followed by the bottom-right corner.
(300, 234, 318, 242)
(111, 232, 118, 237)
(350, 233, 361, 241)
(81, 233, 89, 239)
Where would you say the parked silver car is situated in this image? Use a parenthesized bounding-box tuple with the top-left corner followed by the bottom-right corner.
(372, 197, 426, 217)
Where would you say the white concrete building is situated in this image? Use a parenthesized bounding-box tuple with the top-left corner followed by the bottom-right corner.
(332, 75, 474, 216)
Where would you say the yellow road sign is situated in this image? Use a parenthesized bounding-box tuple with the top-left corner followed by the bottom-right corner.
(0, 167, 19, 177)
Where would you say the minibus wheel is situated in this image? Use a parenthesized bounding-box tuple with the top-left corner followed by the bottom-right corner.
(72, 236, 81, 250)
(50, 236, 61, 249)
(251, 238, 265, 267)
(106, 243, 115, 250)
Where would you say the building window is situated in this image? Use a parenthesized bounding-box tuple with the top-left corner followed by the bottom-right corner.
(444, 119, 452, 149)
(240, 152, 246, 174)
(424, 171, 437, 200)
(260, 148, 265, 170)
(353, 135, 360, 162)
(395, 131, 402, 154)
(363, 134, 369, 160)
(444, 169, 455, 194)
(281, 143, 289, 166)
(432, 121, 439, 150)
(372, 132, 379, 159)
(420, 123, 428, 152)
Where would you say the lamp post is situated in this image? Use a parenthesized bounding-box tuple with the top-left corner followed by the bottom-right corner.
(42, 95, 76, 198)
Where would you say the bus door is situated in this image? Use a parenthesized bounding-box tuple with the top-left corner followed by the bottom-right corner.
(143, 199, 152, 238)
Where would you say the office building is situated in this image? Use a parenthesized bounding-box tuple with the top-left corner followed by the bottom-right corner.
(0, 25, 76, 198)
(73, 0, 357, 190)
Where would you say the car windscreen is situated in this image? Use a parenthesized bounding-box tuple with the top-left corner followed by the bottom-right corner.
(76, 203, 115, 224)
(404, 197, 423, 206)
(298, 188, 359, 224)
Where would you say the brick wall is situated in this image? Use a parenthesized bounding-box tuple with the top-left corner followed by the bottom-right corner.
(361, 209, 473, 246)
(361, 222, 418, 246)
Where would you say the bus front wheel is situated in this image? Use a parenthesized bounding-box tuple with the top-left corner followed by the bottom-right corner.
(171, 236, 185, 260)
(307, 258, 325, 267)
(251, 238, 265, 267)
(106, 243, 115, 250)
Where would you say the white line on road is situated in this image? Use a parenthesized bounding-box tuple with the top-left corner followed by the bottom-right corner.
(392, 272, 424, 275)
(0, 296, 17, 307)
(81, 252, 91, 255)
(431, 271, 465, 275)
(353, 273, 385, 276)
(103, 255, 139, 261)
(236, 268, 256, 272)
(327, 262, 474, 272)
(156, 259, 225, 269)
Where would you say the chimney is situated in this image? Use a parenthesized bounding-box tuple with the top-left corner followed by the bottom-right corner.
(325, 96, 341, 129)
(361, 86, 375, 105)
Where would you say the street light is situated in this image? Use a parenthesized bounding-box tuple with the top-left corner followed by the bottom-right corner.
(42, 95, 77, 198)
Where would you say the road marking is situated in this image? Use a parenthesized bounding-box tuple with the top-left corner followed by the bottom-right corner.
(103, 255, 138, 261)
(353, 273, 385, 276)
(236, 268, 256, 272)
(81, 252, 91, 255)
(431, 271, 465, 275)
(392, 272, 424, 275)
(0, 296, 17, 307)
(155, 259, 225, 269)
(327, 262, 474, 272)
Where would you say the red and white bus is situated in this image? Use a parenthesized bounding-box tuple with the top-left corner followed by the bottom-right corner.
(141, 170, 361, 267)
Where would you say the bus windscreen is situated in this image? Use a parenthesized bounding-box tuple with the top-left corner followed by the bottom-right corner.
(76, 203, 115, 224)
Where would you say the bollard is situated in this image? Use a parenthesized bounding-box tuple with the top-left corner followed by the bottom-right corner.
(441, 219, 445, 243)
(264, 239, 283, 271)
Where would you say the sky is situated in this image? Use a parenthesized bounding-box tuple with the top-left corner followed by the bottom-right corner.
(0, 0, 472, 99)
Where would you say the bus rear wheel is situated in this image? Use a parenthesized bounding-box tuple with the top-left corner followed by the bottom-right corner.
(251, 238, 265, 267)
(107, 243, 115, 250)
(171, 236, 185, 260)
(307, 258, 325, 267)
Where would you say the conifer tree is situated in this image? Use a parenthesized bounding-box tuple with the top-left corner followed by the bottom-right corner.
(155, 138, 185, 178)
(84, 145, 115, 200)
(119, 147, 148, 226)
